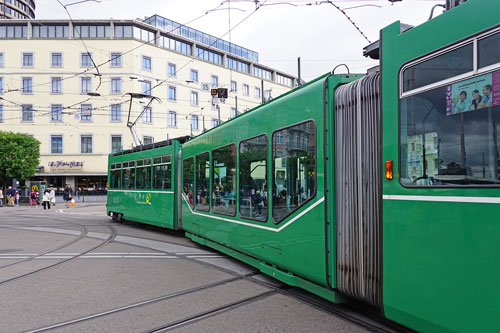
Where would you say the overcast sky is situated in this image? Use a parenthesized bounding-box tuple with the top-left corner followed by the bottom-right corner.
(36, 0, 445, 81)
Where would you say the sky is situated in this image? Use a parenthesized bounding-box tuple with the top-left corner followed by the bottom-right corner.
(35, 0, 446, 81)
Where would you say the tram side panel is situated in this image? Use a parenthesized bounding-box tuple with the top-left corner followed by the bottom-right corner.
(381, 2, 500, 332)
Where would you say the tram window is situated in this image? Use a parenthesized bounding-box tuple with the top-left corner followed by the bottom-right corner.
(478, 32, 500, 69)
(272, 121, 316, 223)
(122, 161, 135, 189)
(110, 163, 121, 188)
(196, 152, 210, 211)
(212, 144, 236, 216)
(153, 155, 172, 189)
(183, 157, 194, 207)
(239, 135, 268, 221)
(136, 158, 152, 189)
(400, 70, 500, 186)
(402, 43, 473, 92)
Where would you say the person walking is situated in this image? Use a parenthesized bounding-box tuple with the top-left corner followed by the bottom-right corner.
(6, 186, 15, 207)
(49, 187, 56, 207)
(42, 189, 51, 210)
(63, 184, 73, 208)
(29, 190, 38, 208)
(15, 190, 20, 206)
(0, 188, 3, 207)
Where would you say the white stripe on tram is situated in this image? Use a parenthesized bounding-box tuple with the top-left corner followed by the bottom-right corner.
(383, 194, 500, 204)
(107, 189, 174, 194)
(182, 195, 325, 233)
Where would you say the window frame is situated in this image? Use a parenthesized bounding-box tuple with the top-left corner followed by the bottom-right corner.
(110, 77, 122, 94)
(22, 52, 34, 67)
(195, 151, 211, 212)
(50, 134, 63, 154)
(50, 104, 63, 122)
(168, 62, 176, 77)
(183, 156, 195, 208)
(80, 134, 93, 154)
(398, 25, 500, 189)
(135, 158, 152, 189)
(80, 51, 93, 68)
(50, 52, 63, 67)
(239, 133, 269, 223)
(51, 76, 62, 94)
(110, 103, 122, 122)
(211, 143, 237, 217)
(21, 104, 34, 122)
(110, 134, 122, 153)
(110, 52, 122, 68)
(153, 155, 172, 190)
(21, 76, 33, 94)
(168, 110, 177, 128)
(142, 55, 152, 71)
(271, 119, 318, 224)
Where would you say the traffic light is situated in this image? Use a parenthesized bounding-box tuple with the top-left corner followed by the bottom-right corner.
(211, 88, 218, 96)
(217, 88, 228, 99)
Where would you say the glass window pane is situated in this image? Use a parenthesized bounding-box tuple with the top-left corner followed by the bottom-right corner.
(110, 169, 121, 189)
(212, 144, 236, 215)
(183, 157, 194, 207)
(195, 152, 210, 211)
(272, 121, 317, 223)
(122, 162, 135, 189)
(136, 163, 151, 189)
(239, 135, 268, 221)
(479, 32, 500, 69)
(403, 43, 473, 92)
(400, 71, 500, 186)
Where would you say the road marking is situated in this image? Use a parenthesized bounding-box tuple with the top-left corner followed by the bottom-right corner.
(0, 252, 226, 260)
(383, 194, 500, 204)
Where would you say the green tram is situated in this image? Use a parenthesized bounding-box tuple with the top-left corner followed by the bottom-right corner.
(107, 1, 499, 331)
(107, 137, 188, 229)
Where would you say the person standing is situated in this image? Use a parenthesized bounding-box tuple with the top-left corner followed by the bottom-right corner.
(63, 184, 73, 208)
(6, 186, 15, 207)
(0, 188, 3, 207)
(42, 189, 51, 210)
(29, 190, 38, 208)
(49, 187, 56, 207)
(15, 190, 20, 207)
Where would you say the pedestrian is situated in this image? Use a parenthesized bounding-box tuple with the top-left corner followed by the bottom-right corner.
(49, 187, 56, 207)
(0, 188, 3, 207)
(15, 190, 20, 206)
(6, 186, 15, 207)
(42, 189, 51, 210)
(63, 184, 73, 208)
(29, 190, 38, 208)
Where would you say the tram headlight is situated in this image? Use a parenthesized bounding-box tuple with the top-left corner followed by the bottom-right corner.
(385, 160, 393, 180)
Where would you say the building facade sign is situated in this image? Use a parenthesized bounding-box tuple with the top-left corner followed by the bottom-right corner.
(48, 160, 85, 172)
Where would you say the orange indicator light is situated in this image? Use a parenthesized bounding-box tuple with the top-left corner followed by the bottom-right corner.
(385, 160, 393, 180)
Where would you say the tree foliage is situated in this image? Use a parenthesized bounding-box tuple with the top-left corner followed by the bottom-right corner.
(0, 131, 40, 182)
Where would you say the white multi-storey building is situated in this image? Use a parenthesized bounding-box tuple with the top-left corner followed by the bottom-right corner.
(0, 15, 297, 191)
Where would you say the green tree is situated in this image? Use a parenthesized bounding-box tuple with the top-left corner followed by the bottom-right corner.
(0, 131, 40, 191)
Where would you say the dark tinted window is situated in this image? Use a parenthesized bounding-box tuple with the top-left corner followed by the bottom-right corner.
(239, 135, 268, 221)
(479, 32, 500, 69)
(122, 161, 135, 189)
(196, 152, 210, 211)
(212, 144, 236, 216)
(183, 157, 194, 207)
(135, 159, 151, 189)
(400, 71, 500, 186)
(110, 163, 121, 189)
(403, 44, 473, 92)
(153, 155, 171, 189)
(272, 121, 316, 223)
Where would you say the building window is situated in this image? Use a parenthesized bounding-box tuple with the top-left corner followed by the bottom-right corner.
(110, 104, 121, 121)
(191, 115, 199, 131)
(81, 77, 92, 94)
(168, 63, 176, 77)
(230, 107, 237, 118)
(51, 77, 62, 94)
(110, 52, 122, 67)
(211, 119, 220, 127)
(190, 69, 198, 83)
(81, 135, 93, 153)
(81, 52, 93, 67)
(243, 84, 249, 96)
(51, 52, 62, 67)
(50, 104, 63, 122)
(254, 87, 261, 99)
(0, 77, 3, 93)
(51, 135, 63, 154)
(168, 86, 176, 101)
(211, 75, 218, 87)
(190, 91, 199, 106)
(143, 136, 153, 145)
(111, 135, 122, 153)
(111, 77, 122, 94)
(22, 77, 33, 94)
(168, 111, 177, 127)
(22, 52, 33, 67)
(142, 55, 151, 70)
(80, 104, 92, 121)
(231, 80, 237, 92)
(0, 53, 3, 67)
(0, 105, 3, 122)
(142, 80, 151, 96)
(142, 106, 152, 124)
(21, 104, 34, 122)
